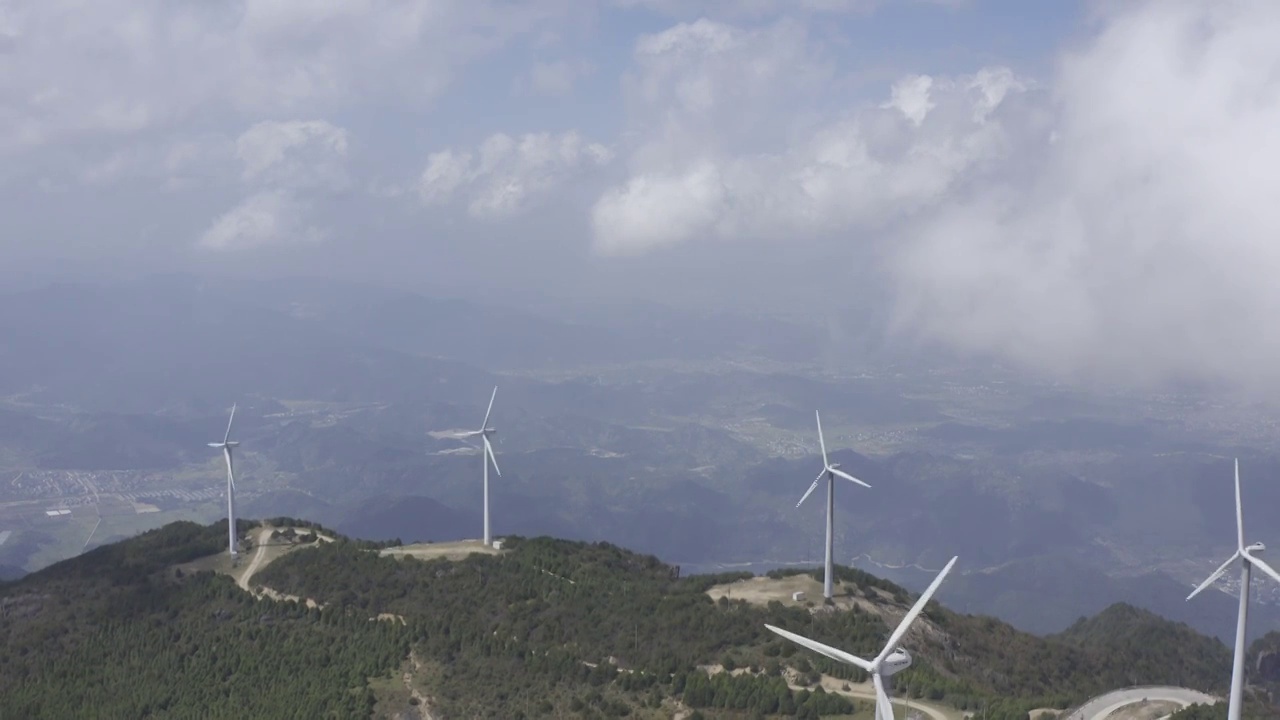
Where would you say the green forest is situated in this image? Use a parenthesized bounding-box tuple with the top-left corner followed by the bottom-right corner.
(0, 519, 1272, 719)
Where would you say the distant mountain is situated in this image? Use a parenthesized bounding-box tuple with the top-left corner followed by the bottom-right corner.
(880, 553, 1280, 647)
(334, 494, 476, 544)
(206, 274, 831, 370)
(1053, 604, 1230, 689)
(0, 279, 498, 413)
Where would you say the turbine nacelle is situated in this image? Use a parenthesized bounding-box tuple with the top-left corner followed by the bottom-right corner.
(880, 647, 911, 676)
(207, 441, 240, 448)
(1248, 542, 1266, 553)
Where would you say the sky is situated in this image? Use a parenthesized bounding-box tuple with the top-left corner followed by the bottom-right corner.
(5, 0, 1280, 394)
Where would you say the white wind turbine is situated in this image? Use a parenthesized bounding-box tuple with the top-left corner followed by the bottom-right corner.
(207, 403, 240, 556)
(797, 410, 870, 600)
(456, 387, 502, 547)
(767, 555, 958, 720)
(1186, 458, 1280, 720)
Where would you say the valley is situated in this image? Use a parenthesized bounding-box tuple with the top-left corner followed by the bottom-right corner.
(4, 277, 1280, 651)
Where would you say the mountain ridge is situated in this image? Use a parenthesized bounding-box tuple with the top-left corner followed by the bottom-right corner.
(2, 519, 1267, 719)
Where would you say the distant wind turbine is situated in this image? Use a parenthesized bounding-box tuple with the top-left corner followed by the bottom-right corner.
(766, 555, 959, 720)
(797, 410, 870, 600)
(207, 403, 241, 556)
(442, 387, 503, 547)
(1187, 458, 1280, 720)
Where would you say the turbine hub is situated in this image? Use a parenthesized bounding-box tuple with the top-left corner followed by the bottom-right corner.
(828, 462, 840, 469)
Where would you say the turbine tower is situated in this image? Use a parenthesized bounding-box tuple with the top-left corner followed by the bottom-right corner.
(1187, 458, 1280, 720)
(459, 387, 502, 547)
(207, 403, 240, 556)
(766, 555, 959, 720)
(796, 410, 870, 600)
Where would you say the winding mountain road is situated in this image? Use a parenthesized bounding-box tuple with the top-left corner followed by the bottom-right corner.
(1066, 686, 1217, 720)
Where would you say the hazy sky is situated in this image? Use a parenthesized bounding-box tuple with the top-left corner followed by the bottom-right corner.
(5, 0, 1280, 393)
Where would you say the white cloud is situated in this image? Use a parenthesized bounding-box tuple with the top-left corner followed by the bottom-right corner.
(592, 162, 728, 255)
(197, 190, 322, 252)
(10, 0, 1280, 398)
(235, 120, 349, 190)
(0, 1, 583, 159)
(590, 18, 1031, 255)
(419, 131, 613, 218)
(887, 0, 1280, 392)
(195, 119, 350, 251)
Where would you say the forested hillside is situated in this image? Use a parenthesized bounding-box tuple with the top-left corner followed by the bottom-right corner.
(0, 519, 1260, 719)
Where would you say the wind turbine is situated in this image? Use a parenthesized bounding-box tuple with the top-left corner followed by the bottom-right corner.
(1186, 458, 1280, 720)
(797, 410, 870, 600)
(766, 555, 958, 720)
(457, 386, 502, 547)
(207, 403, 240, 556)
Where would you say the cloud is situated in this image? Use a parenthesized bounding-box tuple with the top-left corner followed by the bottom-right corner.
(516, 60, 595, 97)
(193, 119, 349, 251)
(197, 190, 322, 252)
(419, 131, 613, 218)
(9, 0, 1280, 398)
(887, 0, 1280, 392)
(75, 135, 236, 189)
(235, 120, 349, 190)
(610, 0, 962, 19)
(590, 18, 1032, 255)
(0, 1, 584, 160)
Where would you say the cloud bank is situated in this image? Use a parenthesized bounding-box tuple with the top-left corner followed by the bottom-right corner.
(890, 0, 1280, 390)
(6, 0, 1280, 394)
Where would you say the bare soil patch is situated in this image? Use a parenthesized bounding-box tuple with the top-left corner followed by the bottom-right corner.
(378, 540, 503, 562)
(705, 573, 887, 617)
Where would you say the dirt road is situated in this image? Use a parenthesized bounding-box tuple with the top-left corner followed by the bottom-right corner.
(237, 527, 274, 591)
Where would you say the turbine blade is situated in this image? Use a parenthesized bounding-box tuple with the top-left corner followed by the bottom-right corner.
(484, 436, 501, 476)
(830, 467, 871, 488)
(874, 555, 958, 666)
(815, 410, 829, 467)
(1235, 458, 1244, 552)
(225, 448, 236, 491)
(1244, 551, 1280, 587)
(223, 403, 237, 445)
(763, 624, 873, 672)
(796, 475, 822, 508)
(873, 671, 895, 720)
(1186, 551, 1239, 601)
(481, 386, 497, 430)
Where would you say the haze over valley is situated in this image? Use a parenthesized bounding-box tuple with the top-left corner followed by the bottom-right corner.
(4, 274, 1280, 646)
